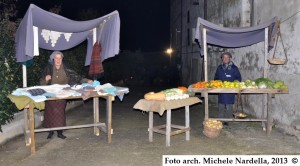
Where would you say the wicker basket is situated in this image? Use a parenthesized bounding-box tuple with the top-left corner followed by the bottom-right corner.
(203, 124, 221, 138)
(267, 58, 287, 65)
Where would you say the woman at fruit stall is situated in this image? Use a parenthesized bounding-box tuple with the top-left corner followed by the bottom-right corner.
(40, 51, 93, 139)
(214, 52, 241, 125)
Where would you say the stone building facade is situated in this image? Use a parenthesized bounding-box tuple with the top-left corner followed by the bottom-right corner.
(171, 0, 300, 139)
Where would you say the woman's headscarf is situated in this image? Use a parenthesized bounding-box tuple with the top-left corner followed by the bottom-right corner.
(49, 51, 64, 64)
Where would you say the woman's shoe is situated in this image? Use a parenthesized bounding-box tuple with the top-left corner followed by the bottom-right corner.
(57, 130, 66, 139)
(222, 122, 229, 126)
(57, 133, 66, 139)
(47, 131, 54, 139)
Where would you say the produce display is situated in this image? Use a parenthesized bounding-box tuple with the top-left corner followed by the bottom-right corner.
(192, 81, 208, 88)
(191, 77, 288, 89)
(144, 87, 189, 101)
(177, 86, 188, 93)
(144, 92, 165, 101)
(161, 88, 189, 101)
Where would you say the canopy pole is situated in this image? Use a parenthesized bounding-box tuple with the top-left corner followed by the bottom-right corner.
(202, 28, 208, 82)
(22, 64, 27, 88)
(262, 27, 269, 131)
(263, 27, 269, 77)
(202, 28, 209, 120)
(93, 28, 97, 44)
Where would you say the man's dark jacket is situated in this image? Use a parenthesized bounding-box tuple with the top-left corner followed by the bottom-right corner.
(214, 63, 241, 104)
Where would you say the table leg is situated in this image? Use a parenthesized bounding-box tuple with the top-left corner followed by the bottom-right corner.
(204, 92, 209, 120)
(185, 106, 190, 141)
(106, 96, 112, 143)
(262, 94, 268, 131)
(267, 94, 273, 135)
(149, 111, 153, 142)
(166, 109, 171, 147)
(29, 105, 35, 154)
(24, 108, 30, 146)
(93, 97, 100, 136)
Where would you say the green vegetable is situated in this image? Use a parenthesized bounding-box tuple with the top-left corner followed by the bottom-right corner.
(160, 88, 183, 96)
(254, 78, 288, 89)
(255, 77, 274, 89)
(273, 80, 288, 89)
(258, 82, 267, 89)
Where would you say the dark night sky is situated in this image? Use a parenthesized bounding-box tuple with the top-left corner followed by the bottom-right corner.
(16, 0, 170, 52)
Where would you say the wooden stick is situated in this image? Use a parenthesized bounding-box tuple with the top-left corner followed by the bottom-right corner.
(93, 97, 100, 136)
(149, 111, 153, 142)
(34, 123, 106, 132)
(29, 104, 35, 154)
(166, 109, 171, 147)
(106, 96, 112, 143)
(209, 118, 267, 122)
(24, 108, 30, 146)
(185, 105, 190, 141)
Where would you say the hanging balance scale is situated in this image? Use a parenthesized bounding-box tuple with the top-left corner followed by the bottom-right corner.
(267, 21, 288, 65)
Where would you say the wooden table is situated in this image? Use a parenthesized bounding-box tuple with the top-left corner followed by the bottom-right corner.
(8, 87, 129, 154)
(133, 97, 201, 146)
(189, 88, 289, 135)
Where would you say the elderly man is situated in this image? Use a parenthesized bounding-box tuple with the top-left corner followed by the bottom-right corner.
(214, 52, 241, 125)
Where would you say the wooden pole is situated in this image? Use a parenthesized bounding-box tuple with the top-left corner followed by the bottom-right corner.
(262, 27, 269, 131)
(185, 106, 190, 141)
(202, 28, 209, 120)
(166, 109, 171, 147)
(203, 28, 208, 82)
(22, 64, 27, 88)
(106, 96, 113, 143)
(267, 94, 272, 135)
(149, 111, 153, 142)
(93, 28, 97, 44)
(29, 104, 35, 154)
(204, 92, 209, 120)
(93, 97, 100, 136)
(24, 109, 30, 146)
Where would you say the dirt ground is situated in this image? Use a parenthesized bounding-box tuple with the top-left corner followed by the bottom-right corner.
(1, 86, 300, 166)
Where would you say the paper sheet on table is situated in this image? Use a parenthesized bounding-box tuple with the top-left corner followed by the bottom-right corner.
(133, 97, 201, 116)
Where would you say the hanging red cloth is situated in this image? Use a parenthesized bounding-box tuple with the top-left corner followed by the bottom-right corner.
(89, 41, 104, 79)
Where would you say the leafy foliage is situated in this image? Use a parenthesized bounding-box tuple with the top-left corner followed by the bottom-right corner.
(0, 1, 92, 131)
(0, 0, 22, 131)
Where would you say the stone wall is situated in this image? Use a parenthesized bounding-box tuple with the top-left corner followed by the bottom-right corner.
(172, 0, 300, 139)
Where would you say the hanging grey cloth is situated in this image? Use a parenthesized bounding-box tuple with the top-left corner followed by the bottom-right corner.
(194, 17, 279, 56)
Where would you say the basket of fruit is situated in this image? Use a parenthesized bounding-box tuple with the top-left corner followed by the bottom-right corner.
(203, 119, 223, 138)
